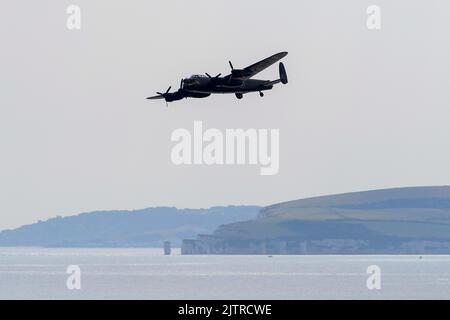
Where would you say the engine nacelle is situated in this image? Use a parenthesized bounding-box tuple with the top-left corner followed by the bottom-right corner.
(165, 90, 186, 102)
(231, 69, 253, 79)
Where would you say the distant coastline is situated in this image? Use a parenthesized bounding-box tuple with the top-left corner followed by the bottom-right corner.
(0, 206, 260, 248)
(182, 186, 450, 254)
(3, 186, 450, 255)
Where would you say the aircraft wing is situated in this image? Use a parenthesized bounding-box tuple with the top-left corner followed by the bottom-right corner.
(226, 52, 288, 80)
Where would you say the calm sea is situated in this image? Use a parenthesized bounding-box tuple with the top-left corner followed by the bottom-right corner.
(0, 247, 449, 299)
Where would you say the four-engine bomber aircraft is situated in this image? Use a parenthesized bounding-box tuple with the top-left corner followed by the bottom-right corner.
(146, 52, 288, 105)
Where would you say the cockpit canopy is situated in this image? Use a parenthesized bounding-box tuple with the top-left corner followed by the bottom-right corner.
(182, 74, 208, 89)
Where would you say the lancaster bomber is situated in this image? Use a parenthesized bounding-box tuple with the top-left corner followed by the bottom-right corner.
(146, 52, 288, 105)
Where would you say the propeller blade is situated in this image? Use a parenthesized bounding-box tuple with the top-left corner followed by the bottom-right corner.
(215, 73, 221, 78)
(205, 73, 212, 78)
(229, 61, 234, 70)
(147, 85, 172, 103)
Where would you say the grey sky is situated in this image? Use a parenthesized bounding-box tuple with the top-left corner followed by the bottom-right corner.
(1, 0, 450, 229)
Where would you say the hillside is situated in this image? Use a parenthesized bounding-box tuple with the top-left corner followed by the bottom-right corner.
(0, 206, 260, 247)
(182, 186, 450, 254)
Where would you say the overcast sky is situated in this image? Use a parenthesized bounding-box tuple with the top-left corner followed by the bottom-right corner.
(1, 0, 450, 229)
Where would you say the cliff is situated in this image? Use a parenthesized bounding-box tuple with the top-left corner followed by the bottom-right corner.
(182, 186, 450, 254)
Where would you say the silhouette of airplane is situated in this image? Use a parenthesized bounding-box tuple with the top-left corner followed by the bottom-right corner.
(146, 52, 288, 106)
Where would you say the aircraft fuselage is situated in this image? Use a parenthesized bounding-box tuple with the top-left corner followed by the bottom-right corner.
(182, 77, 273, 95)
(146, 52, 288, 103)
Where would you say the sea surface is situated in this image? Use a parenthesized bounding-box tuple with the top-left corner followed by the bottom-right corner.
(0, 247, 449, 299)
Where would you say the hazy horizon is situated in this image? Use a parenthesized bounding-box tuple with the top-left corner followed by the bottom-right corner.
(4, 184, 450, 231)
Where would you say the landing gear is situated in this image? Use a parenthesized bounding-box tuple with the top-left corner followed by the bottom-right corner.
(259, 91, 264, 97)
(235, 93, 243, 99)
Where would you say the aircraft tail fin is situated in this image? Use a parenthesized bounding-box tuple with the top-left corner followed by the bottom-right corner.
(279, 62, 288, 84)
(264, 62, 288, 87)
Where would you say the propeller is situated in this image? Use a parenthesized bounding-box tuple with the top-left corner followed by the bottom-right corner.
(147, 81, 187, 106)
(228, 61, 236, 80)
(156, 86, 171, 96)
(205, 73, 222, 79)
